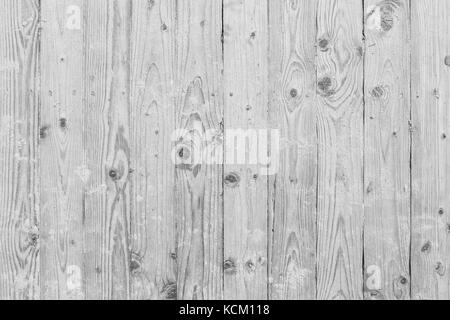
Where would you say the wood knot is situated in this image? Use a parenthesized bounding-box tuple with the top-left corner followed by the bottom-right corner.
(245, 260, 256, 273)
(224, 259, 237, 275)
(250, 31, 256, 39)
(366, 290, 385, 300)
(442, 133, 447, 140)
(28, 230, 39, 247)
(225, 173, 240, 188)
(421, 241, 431, 253)
(289, 88, 298, 98)
(176, 146, 191, 162)
(399, 276, 408, 285)
(161, 23, 167, 31)
(109, 169, 120, 181)
(435, 262, 446, 276)
(59, 118, 67, 129)
(380, 4, 394, 32)
(445, 56, 450, 66)
(170, 252, 177, 260)
(162, 282, 177, 300)
(130, 253, 142, 274)
(439, 208, 445, 215)
(40, 126, 50, 139)
(371, 86, 385, 98)
(318, 38, 330, 51)
(317, 77, 334, 97)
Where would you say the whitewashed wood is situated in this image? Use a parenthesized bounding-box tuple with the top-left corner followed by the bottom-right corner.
(82, 0, 132, 299)
(3, 0, 450, 301)
(40, 0, 85, 300)
(363, 0, 411, 300)
(316, 0, 364, 300)
(223, 0, 269, 300)
(268, 0, 318, 300)
(129, 0, 177, 300)
(411, 0, 450, 300)
(0, 0, 40, 300)
(174, 0, 224, 300)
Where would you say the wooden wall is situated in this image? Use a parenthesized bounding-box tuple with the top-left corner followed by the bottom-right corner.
(0, 0, 449, 300)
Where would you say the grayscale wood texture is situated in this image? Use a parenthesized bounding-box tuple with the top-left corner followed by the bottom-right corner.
(1, 0, 450, 300)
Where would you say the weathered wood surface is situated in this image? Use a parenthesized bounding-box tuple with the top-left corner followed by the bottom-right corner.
(364, 0, 411, 300)
(0, 0, 40, 300)
(268, 0, 317, 300)
(224, 0, 268, 300)
(1, 0, 450, 300)
(316, 0, 364, 300)
(411, 0, 450, 300)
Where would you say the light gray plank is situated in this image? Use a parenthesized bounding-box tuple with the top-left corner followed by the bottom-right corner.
(0, 0, 40, 300)
(40, 0, 85, 300)
(223, 0, 269, 300)
(411, 0, 450, 300)
(268, 0, 318, 300)
(82, 0, 132, 299)
(174, 0, 224, 300)
(129, 0, 177, 300)
(316, 0, 364, 300)
(363, 0, 411, 300)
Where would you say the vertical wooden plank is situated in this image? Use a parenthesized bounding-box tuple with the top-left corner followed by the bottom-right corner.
(129, 0, 177, 300)
(268, 0, 318, 300)
(363, 0, 411, 300)
(83, 0, 131, 300)
(0, 0, 40, 300)
(223, 0, 268, 300)
(174, 0, 224, 300)
(411, 0, 450, 300)
(40, 0, 85, 299)
(316, 0, 364, 300)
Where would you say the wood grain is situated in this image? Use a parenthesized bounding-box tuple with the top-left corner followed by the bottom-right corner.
(82, 0, 131, 300)
(0, 0, 40, 300)
(3, 0, 450, 301)
(40, 0, 85, 300)
(268, 0, 318, 300)
(129, 0, 177, 300)
(363, 0, 411, 300)
(223, 0, 269, 300)
(174, 0, 224, 300)
(316, 0, 364, 300)
(411, 0, 450, 300)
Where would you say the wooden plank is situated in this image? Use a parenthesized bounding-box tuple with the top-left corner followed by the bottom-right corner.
(316, 0, 364, 300)
(411, 0, 450, 300)
(268, 0, 318, 300)
(363, 0, 411, 300)
(223, 0, 269, 300)
(174, 0, 224, 300)
(129, 0, 177, 300)
(0, 0, 40, 300)
(82, 0, 132, 300)
(40, 0, 85, 300)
